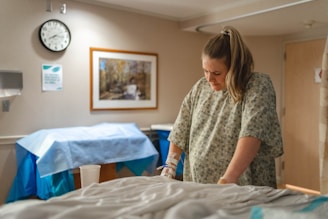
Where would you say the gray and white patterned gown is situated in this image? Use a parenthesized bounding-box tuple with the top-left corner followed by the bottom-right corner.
(168, 72, 283, 188)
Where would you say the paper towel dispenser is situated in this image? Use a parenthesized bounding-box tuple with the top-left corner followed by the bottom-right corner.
(0, 70, 23, 98)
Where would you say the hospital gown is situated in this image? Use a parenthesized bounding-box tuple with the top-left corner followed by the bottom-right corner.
(169, 72, 283, 188)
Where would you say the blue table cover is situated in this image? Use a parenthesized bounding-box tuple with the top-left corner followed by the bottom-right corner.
(6, 123, 158, 203)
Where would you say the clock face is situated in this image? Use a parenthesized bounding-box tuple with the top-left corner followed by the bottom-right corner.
(39, 19, 71, 52)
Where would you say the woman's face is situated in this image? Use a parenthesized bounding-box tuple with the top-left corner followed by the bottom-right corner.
(202, 56, 228, 91)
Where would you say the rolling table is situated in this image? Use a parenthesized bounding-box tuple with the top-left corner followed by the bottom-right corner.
(6, 123, 158, 203)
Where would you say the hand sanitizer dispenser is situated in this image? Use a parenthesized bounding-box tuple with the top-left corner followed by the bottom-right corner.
(0, 70, 23, 112)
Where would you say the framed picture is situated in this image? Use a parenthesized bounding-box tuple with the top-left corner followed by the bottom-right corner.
(90, 48, 158, 110)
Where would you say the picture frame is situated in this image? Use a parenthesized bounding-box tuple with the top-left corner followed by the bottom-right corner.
(90, 48, 158, 110)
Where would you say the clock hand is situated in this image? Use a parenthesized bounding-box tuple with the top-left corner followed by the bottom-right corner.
(49, 34, 58, 39)
(49, 31, 66, 39)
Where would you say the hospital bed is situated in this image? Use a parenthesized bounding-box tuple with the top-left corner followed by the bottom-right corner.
(3, 123, 328, 218)
(1, 175, 327, 219)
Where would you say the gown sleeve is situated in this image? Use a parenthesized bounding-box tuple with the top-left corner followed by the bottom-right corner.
(239, 73, 283, 158)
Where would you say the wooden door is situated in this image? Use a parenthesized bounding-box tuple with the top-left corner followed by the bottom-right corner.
(284, 38, 325, 191)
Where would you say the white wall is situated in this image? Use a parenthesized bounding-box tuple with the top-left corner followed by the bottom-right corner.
(0, 0, 287, 204)
(0, 0, 212, 136)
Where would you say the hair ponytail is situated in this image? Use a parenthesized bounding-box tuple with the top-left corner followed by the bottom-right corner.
(224, 26, 254, 102)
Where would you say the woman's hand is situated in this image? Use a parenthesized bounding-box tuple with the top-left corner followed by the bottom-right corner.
(217, 177, 236, 184)
(219, 137, 260, 184)
(159, 164, 177, 178)
(159, 142, 182, 179)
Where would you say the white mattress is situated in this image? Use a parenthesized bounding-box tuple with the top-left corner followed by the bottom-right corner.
(1, 176, 327, 219)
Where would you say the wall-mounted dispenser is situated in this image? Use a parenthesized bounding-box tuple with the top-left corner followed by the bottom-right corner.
(0, 70, 23, 112)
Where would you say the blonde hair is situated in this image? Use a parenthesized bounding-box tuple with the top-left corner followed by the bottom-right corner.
(202, 26, 254, 103)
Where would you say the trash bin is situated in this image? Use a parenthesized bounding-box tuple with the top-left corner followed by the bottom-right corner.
(151, 124, 184, 176)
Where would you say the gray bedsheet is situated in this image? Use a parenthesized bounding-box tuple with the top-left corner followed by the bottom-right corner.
(1, 176, 327, 219)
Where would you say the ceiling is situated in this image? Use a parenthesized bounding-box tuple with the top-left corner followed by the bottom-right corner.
(75, 0, 328, 36)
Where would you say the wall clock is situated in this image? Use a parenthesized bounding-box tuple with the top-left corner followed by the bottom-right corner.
(39, 19, 71, 52)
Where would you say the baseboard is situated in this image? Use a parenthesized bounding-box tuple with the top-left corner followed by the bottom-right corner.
(285, 184, 321, 195)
